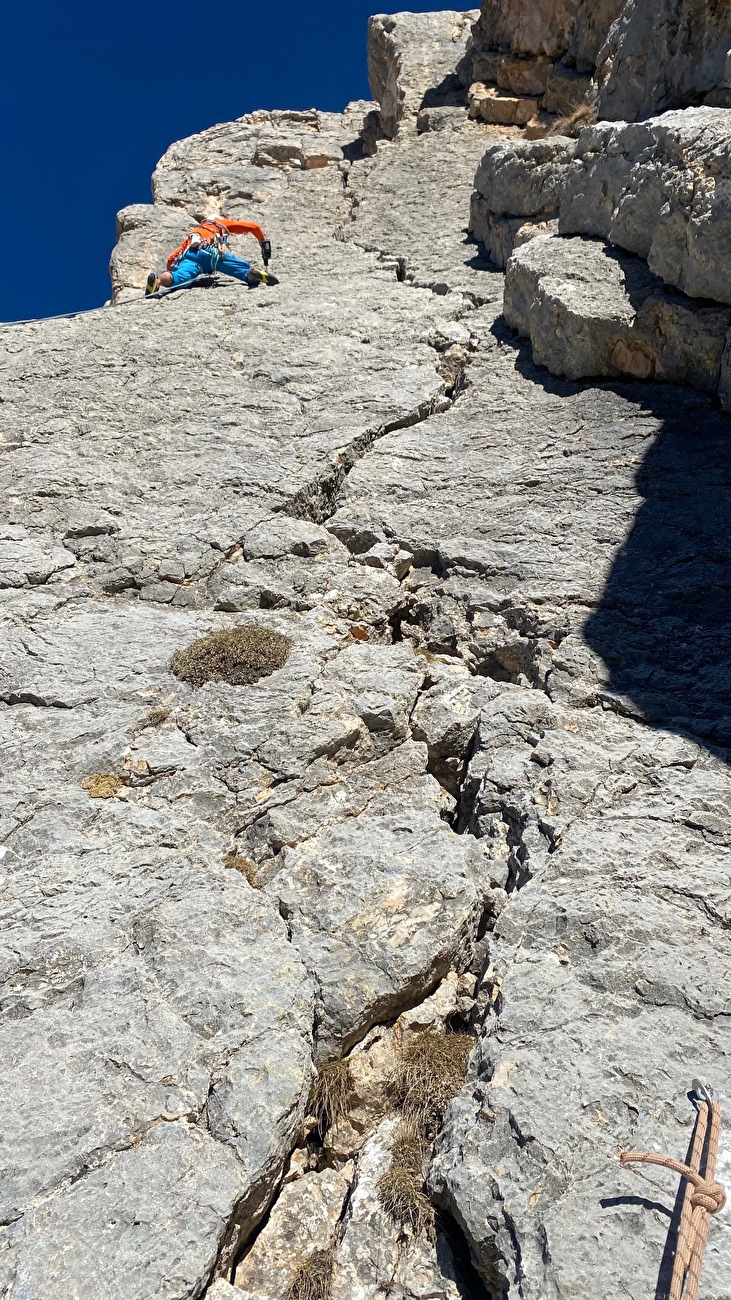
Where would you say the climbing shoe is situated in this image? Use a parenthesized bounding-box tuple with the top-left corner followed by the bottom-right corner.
(145, 272, 159, 297)
(246, 267, 279, 288)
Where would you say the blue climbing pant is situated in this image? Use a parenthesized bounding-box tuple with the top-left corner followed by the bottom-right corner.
(169, 247, 253, 287)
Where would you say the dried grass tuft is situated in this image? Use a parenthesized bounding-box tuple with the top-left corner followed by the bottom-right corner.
(378, 1030, 474, 1237)
(81, 772, 130, 799)
(554, 102, 597, 137)
(170, 626, 291, 689)
(378, 1161, 435, 1237)
(531, 101, 597, 139)
(224, 851, 260, 889)
(394, 1029, 474, 1136)
(144, 707, 171, 727)
(287, 1246, 335, 1300)
(309, 1058, 351, 1135)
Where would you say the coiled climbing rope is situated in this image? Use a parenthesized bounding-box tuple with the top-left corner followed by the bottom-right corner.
(621, 1082, 726, 1300)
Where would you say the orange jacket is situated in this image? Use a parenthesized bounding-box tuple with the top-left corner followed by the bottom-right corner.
(167, 218, 266, 270)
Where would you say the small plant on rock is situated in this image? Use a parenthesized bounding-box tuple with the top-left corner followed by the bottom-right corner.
(286, 1245, 335, 1300)
(377, 1117, 434, 1236)
(395, 1028, 474, 1138)
(81, 772, 130, 799)
(170, 626, 291, 688)
(309, 1057, 352, 1137)
(378, 1028, 474, 1237)
(225, 851, 260, 889)
(143, 707, 171, 727)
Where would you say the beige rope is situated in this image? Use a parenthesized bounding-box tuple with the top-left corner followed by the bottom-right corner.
(620, 1086, 726, 1300)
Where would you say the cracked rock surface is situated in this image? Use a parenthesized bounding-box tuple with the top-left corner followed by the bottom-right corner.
(2, 6, 731, 1300)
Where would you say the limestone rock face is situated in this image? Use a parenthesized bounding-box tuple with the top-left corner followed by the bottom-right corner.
(504, 232, 731, 388)
(464, 0, 624, 131)
(431, 690, 731, 1300)
(368, 10, 479, 138)
(471, 0, 622, 67)
(595, 0, 731, 120)
(3, 7, 731, 1300)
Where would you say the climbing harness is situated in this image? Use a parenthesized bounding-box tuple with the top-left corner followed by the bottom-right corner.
(1, 217, 274, 329)
(620, 1082, 726, 1300)
(169, 219, 229, 271)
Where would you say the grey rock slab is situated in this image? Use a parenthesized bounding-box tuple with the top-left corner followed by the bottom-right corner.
(4, 167, 453, 606)
(3, 1124, 245, 1300)
(346, 126, 503, 299)
(265, 760, 495, 1055)
(330, 1118, 464, 1300)
(595, 0, 731, 121)
(504, 232, 731, 389)
(367, 10, 478, 139)
(431, 688, 731, 1299)
(4, 11, 731, 1299)
(329, 331, 731, 745)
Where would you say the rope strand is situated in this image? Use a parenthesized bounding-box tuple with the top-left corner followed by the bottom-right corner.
(620, 1087, 726, 1300)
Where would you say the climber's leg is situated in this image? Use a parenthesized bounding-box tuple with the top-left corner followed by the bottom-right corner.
(218, 252, 253, 284)
(168, 250, 209, 287)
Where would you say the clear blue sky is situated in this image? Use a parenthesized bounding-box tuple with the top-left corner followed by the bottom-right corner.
(1, 1, 448, 323)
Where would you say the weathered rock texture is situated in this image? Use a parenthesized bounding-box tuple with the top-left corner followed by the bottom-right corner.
(504, 232, 731, 387)
(368, 9, 479, 138)
(2, 7, 731, 1300)
(595, 0, 731, 120)
(471, 106, 731, 409)
(465, 0, 731, 125)
(462, 0, 624, 128)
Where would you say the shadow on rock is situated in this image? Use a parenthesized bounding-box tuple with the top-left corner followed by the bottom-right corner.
(496, 320, 731, 755)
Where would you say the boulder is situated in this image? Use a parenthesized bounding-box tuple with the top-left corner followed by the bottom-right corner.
(368, 10, 479, 139)
(595, 0, 731, 121)
(504, 232, 731, 390)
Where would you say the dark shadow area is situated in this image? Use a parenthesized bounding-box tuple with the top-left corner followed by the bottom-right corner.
(600, 1195, 672, 1219)
(492, 318, 731, 756)
(419, 73, 470, 112)
(438, 1210, 495, 1299)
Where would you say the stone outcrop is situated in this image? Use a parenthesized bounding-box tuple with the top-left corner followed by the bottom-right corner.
(463, 0, 624, 127)
(595, 0, 731, 120)
(368, 9, 479, 139)
(471, 107, 731, 408)
(465, 0, 731, 126)
(504, 233, 731, 388)
(2, 7, 731, 1300)
(471, 107, 731, 297)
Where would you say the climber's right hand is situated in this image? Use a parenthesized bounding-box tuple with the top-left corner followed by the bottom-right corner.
(261, 239, 272, 267)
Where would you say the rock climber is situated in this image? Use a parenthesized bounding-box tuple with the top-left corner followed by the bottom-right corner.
(145, 217, 278, 295)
